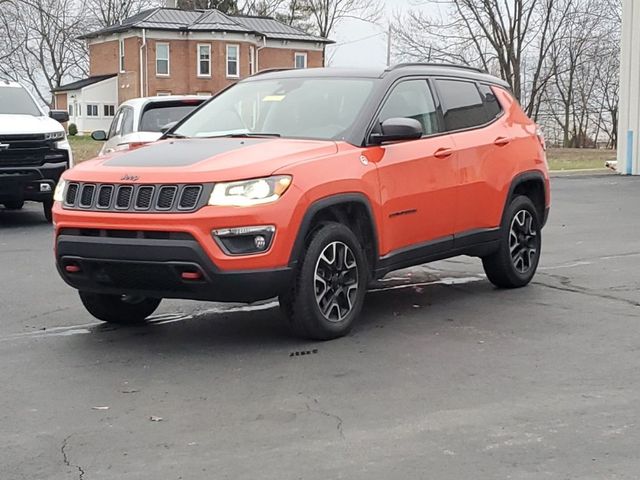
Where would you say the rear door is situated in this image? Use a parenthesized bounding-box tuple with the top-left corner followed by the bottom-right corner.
(367, 78, 458, 256)
(434, 79, 508, 235)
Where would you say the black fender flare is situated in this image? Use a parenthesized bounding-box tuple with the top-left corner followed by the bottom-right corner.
(501, 170, 548, 227)
(288, 193, 380, 269)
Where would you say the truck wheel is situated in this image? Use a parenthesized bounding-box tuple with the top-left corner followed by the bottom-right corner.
(79, 292, 161, 325)
(280, 222, 368, 340)
(3, 200, 24, 210)
(482, 195, 542, 288)
(43, 199, 54, 223)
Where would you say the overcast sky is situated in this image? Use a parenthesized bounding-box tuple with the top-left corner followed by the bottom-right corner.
(326, 0, 445, 67)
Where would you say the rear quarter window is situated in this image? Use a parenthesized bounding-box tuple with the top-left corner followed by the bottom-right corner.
(436, 79, 503, 131)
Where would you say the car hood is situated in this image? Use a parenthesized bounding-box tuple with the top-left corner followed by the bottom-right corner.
(68, 137, 338, 183)
(0, 114, 65, 135)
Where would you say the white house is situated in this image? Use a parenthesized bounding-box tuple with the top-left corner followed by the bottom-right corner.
(52, 74, 118, 134)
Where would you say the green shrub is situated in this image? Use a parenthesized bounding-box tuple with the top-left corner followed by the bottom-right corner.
(68, 123, 78, 136)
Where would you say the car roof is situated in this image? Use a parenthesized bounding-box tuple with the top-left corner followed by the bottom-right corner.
(243, 64, 510, 88)
(120, 95, 209, 109)
(0, 80, 26, 89)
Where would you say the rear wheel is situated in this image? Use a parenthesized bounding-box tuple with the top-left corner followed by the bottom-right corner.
(43, 199, 53, 223)
(3, 200, 24, 210)
(280, 222, 368, 340)
(482, 195, 542, 288)
(79, 292, 161, 325)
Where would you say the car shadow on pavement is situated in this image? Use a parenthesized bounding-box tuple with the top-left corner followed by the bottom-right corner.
(57, 278, 497, 359)
(0, 205, 49, 228)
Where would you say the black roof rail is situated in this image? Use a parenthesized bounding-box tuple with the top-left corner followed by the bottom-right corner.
(386, 62, 487, 74)
(250, 68, 293, 77)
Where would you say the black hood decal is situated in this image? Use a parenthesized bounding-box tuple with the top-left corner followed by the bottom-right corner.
(103, 138, 269, 167)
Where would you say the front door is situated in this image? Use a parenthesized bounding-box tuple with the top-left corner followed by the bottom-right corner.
(366, 79, 458, 257)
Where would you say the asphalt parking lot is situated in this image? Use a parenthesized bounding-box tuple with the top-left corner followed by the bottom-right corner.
(1, 173, 639, 480)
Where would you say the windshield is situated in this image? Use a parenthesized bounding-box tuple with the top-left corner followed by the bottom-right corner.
(174, 77, 375, 141)
(139, 102, 204, 132)
(0, 86, 42, 116)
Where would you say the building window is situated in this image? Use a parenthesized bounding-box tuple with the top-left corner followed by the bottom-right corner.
(103, 105, 115, 117)
(86, 104, 98, 117)
(156, 91, 171, 96)
(119, 39, 125, 72)
(294, 52, 307, 69)
(68, 104, 73, 117)
(156, 43, 170, 76)
(249, 46, 256, 75)
(197, 44, 211, 77)
(226, 44, 239, 78)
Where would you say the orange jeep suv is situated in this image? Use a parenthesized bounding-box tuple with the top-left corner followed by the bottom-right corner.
(53, 64, 550, 340)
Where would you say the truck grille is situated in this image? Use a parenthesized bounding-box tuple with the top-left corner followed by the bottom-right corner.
(63, 182, 207, 213)
(0, 134, 66, 167)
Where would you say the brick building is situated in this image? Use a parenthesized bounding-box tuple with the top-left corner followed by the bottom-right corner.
(53, 8, 331, 131)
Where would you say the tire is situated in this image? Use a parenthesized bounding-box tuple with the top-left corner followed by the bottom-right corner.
(3, 200, 24, 210)
(79, 291, 161, 325)
(482, 195, 542, 288)
(279, 222, 368, 340)
(43, 199, 53, 223)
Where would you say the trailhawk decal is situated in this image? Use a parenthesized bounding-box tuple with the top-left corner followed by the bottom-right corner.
(103, 138, 269, 168)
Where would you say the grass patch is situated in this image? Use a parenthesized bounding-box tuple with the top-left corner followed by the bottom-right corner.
(547, 148, 615, 171)
(69, 135, 102, 164)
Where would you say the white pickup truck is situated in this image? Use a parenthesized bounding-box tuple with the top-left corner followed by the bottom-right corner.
(0, 80, 73, 222)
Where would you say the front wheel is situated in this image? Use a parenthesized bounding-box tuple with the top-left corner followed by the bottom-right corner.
(79, 292, 161, 324)
(4, 200, 24, 210)
(280, 222, 368, 340)
(43, 199, 53, 223)
(482, 195, 542, 288)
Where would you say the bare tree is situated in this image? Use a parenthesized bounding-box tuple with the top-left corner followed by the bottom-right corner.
(301, 0, 383, 38)
(86, 0, 161, 28)
(0, 0, 87, 105)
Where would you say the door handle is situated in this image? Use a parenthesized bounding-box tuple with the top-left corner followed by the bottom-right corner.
(494, 137, 511, 147)
(433, 147, 453, 159)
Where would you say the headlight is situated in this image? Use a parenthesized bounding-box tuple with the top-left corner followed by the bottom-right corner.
(45, 131, 65, 141)
(209, 175, 292, 207)
(53, 179, 66, 202)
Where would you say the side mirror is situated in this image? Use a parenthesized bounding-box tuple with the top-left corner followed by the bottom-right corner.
(91, 130, 107, 141)
(160, 121, 178, 134)
(49, 110, 69, 123)
(369, 117, 423, 145)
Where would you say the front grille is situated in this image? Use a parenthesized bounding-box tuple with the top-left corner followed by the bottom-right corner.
(115, 186, 133, 209)
(63, 182, 208, 213)
(65, 183, 79, 205)
(97, 185, 113, 208)
(0, 134, 63, 167)
(79, 184, 95, 208)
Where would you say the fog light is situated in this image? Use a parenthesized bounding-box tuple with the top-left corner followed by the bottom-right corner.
(212, 225, 275, 255)
(254, 235, 266, 250)
(40, 183, 52, 192)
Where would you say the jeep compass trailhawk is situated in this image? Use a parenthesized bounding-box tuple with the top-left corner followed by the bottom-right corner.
(53, 64, 550, 340)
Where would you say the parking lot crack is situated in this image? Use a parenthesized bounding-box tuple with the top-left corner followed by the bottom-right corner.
(535, 273, 640, 308)
(61, 435, 85, 480)
(304, 399, 345, 440)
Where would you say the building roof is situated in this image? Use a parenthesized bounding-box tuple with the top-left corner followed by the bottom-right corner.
(79, 8, 332, 44)
(51, 74, 117, 93)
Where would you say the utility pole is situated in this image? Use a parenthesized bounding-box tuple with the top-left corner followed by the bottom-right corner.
(617, 0, 639, 175)
(386, 24, 392, 67)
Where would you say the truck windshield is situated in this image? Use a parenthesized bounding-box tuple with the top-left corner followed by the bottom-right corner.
(174, 77, 375, 141)
(0, 87, 42, 116)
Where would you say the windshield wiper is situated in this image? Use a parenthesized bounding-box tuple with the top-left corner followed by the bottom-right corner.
(163, 132, 187, 139)
(209, 133, 281, 138)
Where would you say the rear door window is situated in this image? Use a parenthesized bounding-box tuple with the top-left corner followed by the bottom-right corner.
(121, 107, 134, 136)
(378, 80, 441, 136)
(436, 79, 503, 131)
(139, 101, 204, 132)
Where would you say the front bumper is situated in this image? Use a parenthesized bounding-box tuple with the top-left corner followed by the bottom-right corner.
(56, 231, 292, 302)
(0, 160, 67, 202)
